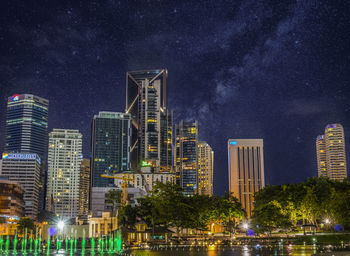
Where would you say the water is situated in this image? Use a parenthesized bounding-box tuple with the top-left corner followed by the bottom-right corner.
(1, 244, 349, 256)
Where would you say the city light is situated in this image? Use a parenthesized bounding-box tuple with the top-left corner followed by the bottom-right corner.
(57, 220, 65, 231)
(325, 218, 330, 224)
(243, 223, 249, 229)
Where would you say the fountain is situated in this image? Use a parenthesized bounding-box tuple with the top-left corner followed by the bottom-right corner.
(34, 228, 38, 254)
(91, 237, 95, 255)
(29, 230, 33, 253)
(74, 229, 77, 253)
(0, 235, 3, 253)
(38, 228, 42, 253)
(47, 231, 51, 256)
(81, 229, 86, 255)
(13, 230, 18, 254)
(5, 235, 10, 253)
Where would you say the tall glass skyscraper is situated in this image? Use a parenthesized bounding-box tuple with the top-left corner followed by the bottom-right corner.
(5, 94, 49, 212)
(126, 69, 173, 172)
(197, 141, 214, 196)
(91, 112, 131, 187)
(175, 120, 198, 196)
(5, 94, 49, 157)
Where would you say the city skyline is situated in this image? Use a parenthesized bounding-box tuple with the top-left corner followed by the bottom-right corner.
(1, 1, 349, 195)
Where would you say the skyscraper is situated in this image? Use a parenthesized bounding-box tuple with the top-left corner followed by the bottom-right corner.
(197, 141, 214, 196)
(46, 129, 83, 219)
(91, 112, 131, 187)
(78, 159, 90, 222)
(318, 124, 348, 181)
(126, 69, 173, 172)
(228, 139, 265, 218)
(5, 94, 49, 211)
(1, 153, 41, 219)
(175, 120, 198, 196)
(316, 135, 327, 177)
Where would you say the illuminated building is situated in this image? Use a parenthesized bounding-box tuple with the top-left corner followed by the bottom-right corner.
(228, 139, 265, 218)
(78, 159, 90, 222)
(175, 120, 198, 196)
(197, 141, 214, 196)
(322, 124, 347, 181)
(91, 112, 131, 187)
(126, 69, 173, 172)
(113, 169, 175, 192)
(1, 153, 41, 219)
(0, 177, 25, 220)
(5, 94, 49, 211)
(316, 135, 327, 177)
(46, 129, 83, 219)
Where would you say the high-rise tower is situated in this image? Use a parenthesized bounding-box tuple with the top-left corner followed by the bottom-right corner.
(228, 139, 265, 218)
(126, 69, 173, 172)
(324, 124, 347, 181)
(46, 129, 82, 219)
(91, 112, 131, 187)
(197, 141, 214, 196)
(5, 94, 49, 211)
(316, 135, 327, 177)
(175, 120, 198, 196)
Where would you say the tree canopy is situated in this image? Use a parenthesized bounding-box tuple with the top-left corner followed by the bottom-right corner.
(252, 177, 350, 233)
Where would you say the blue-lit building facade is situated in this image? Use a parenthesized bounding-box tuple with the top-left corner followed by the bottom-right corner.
(91, 112, 131, 187)
(175, 120, 198, 196)
(5, 94, 49, 212)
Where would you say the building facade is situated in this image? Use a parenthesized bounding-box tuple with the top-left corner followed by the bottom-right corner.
(0, 178, 25, 220)
(5, 94, 49, 211)
(197, 141, 214, 196)
(1, 153, 41, 219)
(228, 139, 265, 218)
(126, 69, 173, 172)
(175, 120, 198, 196)
(91, 112, 131, 188)
(317, 124, 347, 181)
(316, 135, 327, 177)
(46, 129, 83, 219)
(79, 159, 90, 221)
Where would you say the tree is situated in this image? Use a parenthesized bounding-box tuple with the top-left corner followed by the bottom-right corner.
(105, 189, 122, 217)
(17, 217, 35, 234)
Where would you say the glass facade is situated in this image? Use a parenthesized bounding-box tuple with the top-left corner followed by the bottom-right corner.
(126, 69, 173, 172)
(91, 112, 131, 187)
(175, 120, 198, 196)
(5, 94, 49, 212)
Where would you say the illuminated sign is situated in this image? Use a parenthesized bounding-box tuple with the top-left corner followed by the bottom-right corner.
(229, 141, 237, 145)
(2, 153, 41, 164)
(141, 161, 152, 167)
(11, 94, 20, 101)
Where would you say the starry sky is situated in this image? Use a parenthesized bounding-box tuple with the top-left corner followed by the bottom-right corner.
(1, 0, 349, 195)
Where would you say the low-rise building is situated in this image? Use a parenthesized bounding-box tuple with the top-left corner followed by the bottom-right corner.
(88, 212, 118, 237)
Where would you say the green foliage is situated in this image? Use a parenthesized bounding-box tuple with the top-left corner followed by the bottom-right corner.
(105, 189, 122, 216)
(252, 177, 350, 232)
(118, 182, 244, 234)
(17, 217, 35, 234)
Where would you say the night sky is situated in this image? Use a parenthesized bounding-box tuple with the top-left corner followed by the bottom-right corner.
(1, 0, 350, 195)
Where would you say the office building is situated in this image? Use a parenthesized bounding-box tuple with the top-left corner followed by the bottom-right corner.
(175, 120, 198, 196)
(91, 112, 131, 188)
(46, 129, 83, 219)
(126, 69, 173, 172)
(5, 94, 49, 211)
(317, 124, 347, 181)
(0, 177, 25, 220)
(197, 141, 214, 196)
(228, 139, 265, 218)
(1, 153, 41, 219)
(316, 135, 327, 177)
(78, 159, 90, 221)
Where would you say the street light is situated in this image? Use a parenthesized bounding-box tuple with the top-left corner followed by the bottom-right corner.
(243, 223, 249, 229)
(325, 218, 330, 224)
